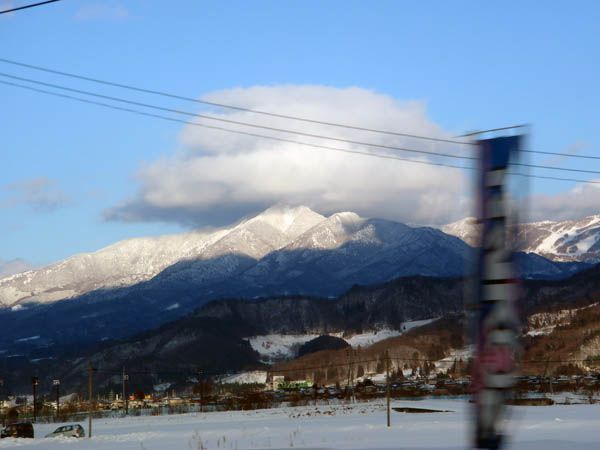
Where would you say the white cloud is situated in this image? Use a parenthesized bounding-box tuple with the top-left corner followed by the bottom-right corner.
(105, 85, 472, 227)
(0, 1, 14, 15)
(0, 258, 35, 277)
(528, 181, 600, 221)
(3, 177, 70, 213)
(74, 2, 129, 21)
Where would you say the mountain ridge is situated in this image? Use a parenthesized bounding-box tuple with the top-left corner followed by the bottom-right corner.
(0, 205, 325, 308)
(443, 214, 600, 263)
(3, 207, 596, 310)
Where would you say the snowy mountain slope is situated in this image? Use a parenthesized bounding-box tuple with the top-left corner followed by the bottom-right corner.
(0, 205, 590, 369)
(441, 217, 479, 246)
(518, 215, 600, 262)
(0, 205, 325, 308)
(7, 263, 600, 392)
(2, 206, 587, 310)
(443, 215, 600, 263)
(233, 214, 469, 297)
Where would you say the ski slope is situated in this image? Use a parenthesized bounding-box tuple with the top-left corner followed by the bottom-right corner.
(2, 398, 600, 449)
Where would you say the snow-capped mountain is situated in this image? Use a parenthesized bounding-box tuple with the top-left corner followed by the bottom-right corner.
(1, 206, 591, 311)
(233, 212, 469, 297)
(0, 205, 325, 308)
(441, 217, 480, 247)
(443, 215, 600, 263)
(0, 206, 594, 382)
(518, 216, 600, 262)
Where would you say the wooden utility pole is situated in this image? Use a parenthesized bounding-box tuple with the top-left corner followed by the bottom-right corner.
(53, 379, 60, 420)
(122, 367, 129, 415)
(31, 377, 39, 423)
(88, 362, 93, 438)
(198, 370, 204, 413)
(386, 351, 391, 427)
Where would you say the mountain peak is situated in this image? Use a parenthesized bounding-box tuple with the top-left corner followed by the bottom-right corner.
(245, 205, 326, 239)
(441, 217, 479, 246)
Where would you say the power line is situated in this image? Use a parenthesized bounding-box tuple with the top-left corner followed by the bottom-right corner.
(515, 161, 600, 176)
(458, 125, 529, 138)
(2, 79, 600, 186)
(0, 79, 474, 173)
(4, 73, 600, 177)
(0, 0, 60, 14)
(2, 58, 600, 163)
(3, 59, 600, 165)
(0, 72, 477, 162)
(0, 57, 473, 146)
(521, 148, 600, 161)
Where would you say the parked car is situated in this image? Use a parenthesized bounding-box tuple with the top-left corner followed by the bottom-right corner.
(45, 424, 85, 438)
(0, 422, 34, 439)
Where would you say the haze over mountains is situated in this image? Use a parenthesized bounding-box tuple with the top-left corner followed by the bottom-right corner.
(0, 258, 35, 278)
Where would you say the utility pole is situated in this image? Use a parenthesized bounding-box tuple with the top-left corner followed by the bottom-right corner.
(386, 351, 391, 427)
(53, 379, 60, 420)
(542, 359, 554, 396)
(198, 370, 204, 413)
(122, 367, 129, 415)
(31, 377, 39, 423)
(88, 362, 93, 438)
(346, 348, 355, 403)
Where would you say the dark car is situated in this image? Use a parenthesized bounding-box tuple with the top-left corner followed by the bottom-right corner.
(0, 422, 34, 439)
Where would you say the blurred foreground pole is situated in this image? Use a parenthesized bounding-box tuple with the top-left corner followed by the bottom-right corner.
(472, 136, 522, 449)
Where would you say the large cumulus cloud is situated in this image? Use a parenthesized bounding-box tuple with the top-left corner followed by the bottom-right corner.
(104, 85, 478, 227)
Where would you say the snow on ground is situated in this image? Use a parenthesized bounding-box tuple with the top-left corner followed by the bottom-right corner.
(526, 303, 599, 337)
(344, 319, 438, 349)
(14, 336, 40, 343)
(247, 319, 439, 361)
(246, 335, 320, 360)
(435, 346, 474, 372)
(344, 329, 402, 348)
(222, 370, 268, 384)
(3, 398, 600, 449)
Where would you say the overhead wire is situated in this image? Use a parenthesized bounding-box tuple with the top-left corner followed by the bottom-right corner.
(0, 0, 60, 15)
(0, 57, 473, 146)
(3, 57, 600, 163)
(3, 79, 600, 185)
(0, 72, 476, 162)
(0, 79, 474, 172)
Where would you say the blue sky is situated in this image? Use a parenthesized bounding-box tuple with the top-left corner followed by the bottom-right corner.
(1, 0, 599, 265)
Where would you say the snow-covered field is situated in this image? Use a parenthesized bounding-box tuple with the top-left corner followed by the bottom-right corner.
(2, 398, 600, 449)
